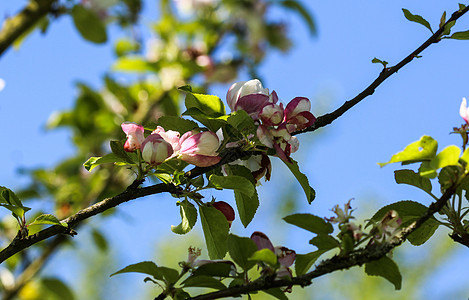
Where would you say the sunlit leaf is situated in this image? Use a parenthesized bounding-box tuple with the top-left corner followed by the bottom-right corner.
(29, 214, 67, 227)
(378, 136, 438, 167)
(402, 8, 433, 33)
(249, 248, 277, 267)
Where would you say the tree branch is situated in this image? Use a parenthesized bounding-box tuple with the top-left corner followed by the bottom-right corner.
(187, 184, 458, 300)
(294, 5, 469, 135)
(0, 0, 58, 58)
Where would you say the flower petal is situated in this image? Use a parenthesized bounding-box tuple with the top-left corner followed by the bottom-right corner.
(250, 231, 275, 252)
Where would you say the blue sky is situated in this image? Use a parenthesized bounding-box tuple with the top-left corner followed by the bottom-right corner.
(1, 1, 469, 299)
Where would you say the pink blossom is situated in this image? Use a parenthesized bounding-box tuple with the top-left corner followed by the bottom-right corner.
(257, 125, 298, 163)
(152, 126, 181, 153)
(259, 103, 284, 126)
(179, 131, 221, 167)
(284, 97, 316, 132)
(460, 97, 469, 124)
(226, 79, 269, 112)
(141, 134, 173, 165)
(121, 122, 145, 152)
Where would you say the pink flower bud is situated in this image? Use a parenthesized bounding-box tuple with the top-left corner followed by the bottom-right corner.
(141, 134, 173, 165)
(250, 231, 275, 252)
(121, 122, 145, 152)
(460, 97, 469, 124)
(226, 79, 269, 112)
(179, 131, 221, 167)
(212, 201, 235, 227)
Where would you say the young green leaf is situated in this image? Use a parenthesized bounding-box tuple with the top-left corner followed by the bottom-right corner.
(402, 8, 433, 33)
(439, 11, 446, 29)
(71, 5, 107, 44)
(29, 214, 67, 227)
(112, 56, 154, 73)
(430, 145, 461, 170)
(284, 213, 333, 234)
(371, 57, 388, 68)
(110, 261, 160, 279)
(450, 30, 469, 40)
(171, 200, 197, 235)
(459, 4, 467, 11)
(0, 187, 30, 218)
(249, 248, 278, 267)
(234, 190, 259, 228)
(209, 175, 255, 196)
(199, 206, 229, 259)
(295, 250, 327, 276)
(227, 234, 258, 271)
(156, 116, 198, 134)
(378, 136, 438, 167)
(227, 110, 256, 133)
(283, 158, 315, 203)
(184, 92, 225, 117)
(83, 153, 134, 171)
(110, 140, 134, 164)
(418, 161, 438, 179)
(394, 169, 432, 194)
(365, 256, 402, 290)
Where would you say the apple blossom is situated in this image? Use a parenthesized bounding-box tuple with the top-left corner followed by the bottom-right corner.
(226, 79, 270, 113)
(460, 97, 469, 124)
(179, 131, 222, 167)
(370, 210, 402, 244)
(152, 126, 181, 153)
(121, 122, 145, 152)
(284, 97, 316, 132)
(141, 134, 173, 165)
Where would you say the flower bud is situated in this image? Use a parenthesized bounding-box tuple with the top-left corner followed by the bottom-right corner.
(141, 134, 173, 165)
(179, 131, 221, 167)
(259, 103, 284, 126)
(152, 126, 181, 153)
(284, 97, 316, 132)
(212, 201, 235, 227)
(460, 97, 469, 124)
(226, 79, 269, 112)
(121, 122, 145, 152)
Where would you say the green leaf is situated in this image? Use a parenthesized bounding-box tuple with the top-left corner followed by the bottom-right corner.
(0, 187, 30, 218)
(192, 262, 235, 277)
(438, 165, 463, 192)
(171, 200, 197, 235)
(295, 250, 327, 276)
(227, 234, 258, 271)
(91, 228, 108, 252)
(184, 92, 225, 117)
(309, 234, 340, 251)
(156, 116, 198, 134)
(178, 85, 192, 92)
(154, 266, 180, 284)
(110, 140, 134, 164)
(439, 11, 446, 29)
(263, 288, 289, 300)
(402, 8, 433, 33)
(430, 145, 461, 169)
(234, 189, 259, 228)
(199, 206, 229, 259)
(371, 57, 388, 67)
(279, 0, 316, 36)
(110, 261, 160, 279)
(227, 110, 256, 133)
(367, 200, 439, 245)
(442, 20, 455, 38)
(378, 136, 438, 167)
(450, 30, 469, 40)
(459, 4, 467, 11)
(418, 161, 437, 179)
(83, 153, 133, 171)
(249, 248, 278, 267)
(182, 275, 227, 290)
(71, 5, 107, 44)
(365, 256, 402, 290)
(284, 213, 333, 234)
(41, 277, 75, 300)
(394, 169, 432, 193)
(112, 56, 154, 73)
(29, 214, 67, 227)
(283, 158, 315, 203)
(182, 107, 228, 132)
(209, 175, 255, 196)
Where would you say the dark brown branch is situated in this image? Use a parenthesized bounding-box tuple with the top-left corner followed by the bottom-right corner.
(294, 5, 469, 135)
(188, 184, 458, 300)
(0, 0, 57, 58)
(0, 182, 181, 264)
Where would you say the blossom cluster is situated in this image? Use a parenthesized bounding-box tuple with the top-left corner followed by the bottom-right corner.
(121, 123, 221, 167)
(227, 79, 316, 162)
